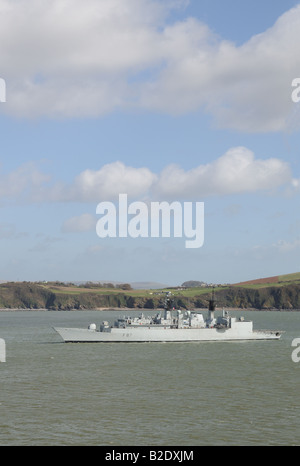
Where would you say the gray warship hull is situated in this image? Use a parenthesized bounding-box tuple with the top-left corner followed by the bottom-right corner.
(54, 324, 282, 343)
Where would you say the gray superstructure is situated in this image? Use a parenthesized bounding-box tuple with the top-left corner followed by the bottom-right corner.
(54, 293, 283, 343)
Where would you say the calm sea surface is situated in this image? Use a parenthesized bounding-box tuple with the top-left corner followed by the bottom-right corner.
(0, 309, 299, 446)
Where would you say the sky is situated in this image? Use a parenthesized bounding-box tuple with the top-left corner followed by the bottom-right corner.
(1, 0, 300, 285)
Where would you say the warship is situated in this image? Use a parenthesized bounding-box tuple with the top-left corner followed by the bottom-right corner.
(54, 292, 283, 343)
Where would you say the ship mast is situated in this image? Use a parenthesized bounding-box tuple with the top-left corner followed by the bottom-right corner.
(208, 288, 216, 322)
(164, 292, 175, 325)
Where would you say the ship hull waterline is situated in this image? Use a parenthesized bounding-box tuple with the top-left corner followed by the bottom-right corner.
(54, 326, 282, 343)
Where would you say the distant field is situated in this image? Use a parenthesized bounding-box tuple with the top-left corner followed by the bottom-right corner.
(234, 271, 300, 288)
(43, 284, 221, 299)
(278, 272, 300, 282)
(44, 285, 123, 295)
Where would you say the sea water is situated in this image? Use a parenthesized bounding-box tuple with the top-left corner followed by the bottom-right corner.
(0, 310, 299, 446)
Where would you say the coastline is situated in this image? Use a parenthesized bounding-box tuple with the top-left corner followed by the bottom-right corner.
(0, 307, 298, 312)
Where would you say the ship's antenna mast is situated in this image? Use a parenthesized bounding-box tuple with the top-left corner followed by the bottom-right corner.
(208, 288, 216, 321)
(164, 292, 173, 324)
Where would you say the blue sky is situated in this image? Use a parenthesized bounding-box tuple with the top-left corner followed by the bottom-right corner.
(1, 0, 300, 285)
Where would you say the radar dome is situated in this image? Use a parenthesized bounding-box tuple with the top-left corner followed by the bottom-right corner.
(88, 323, 97, 330)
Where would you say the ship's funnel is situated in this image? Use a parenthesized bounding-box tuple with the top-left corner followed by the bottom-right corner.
(164, 294, 173, 320)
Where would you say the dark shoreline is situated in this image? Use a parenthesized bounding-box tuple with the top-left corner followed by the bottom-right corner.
(0, 307, 299, 312)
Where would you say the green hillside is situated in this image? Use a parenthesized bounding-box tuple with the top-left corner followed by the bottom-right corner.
(278, 272, 300, 283)
(1, 275, 300, 310)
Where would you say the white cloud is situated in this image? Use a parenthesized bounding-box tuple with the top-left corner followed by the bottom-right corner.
(140, 8, 300, 132)
(0, 147, 294, 203)
(0, 0, 180, 117)
(55, 161, 157, 202)
(153, 147, 292, 199)
(0, 0, 299, 131)
(50, 147, 294, 202)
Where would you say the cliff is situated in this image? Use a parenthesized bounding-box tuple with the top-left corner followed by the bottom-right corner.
(0, 281, 300, 310)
